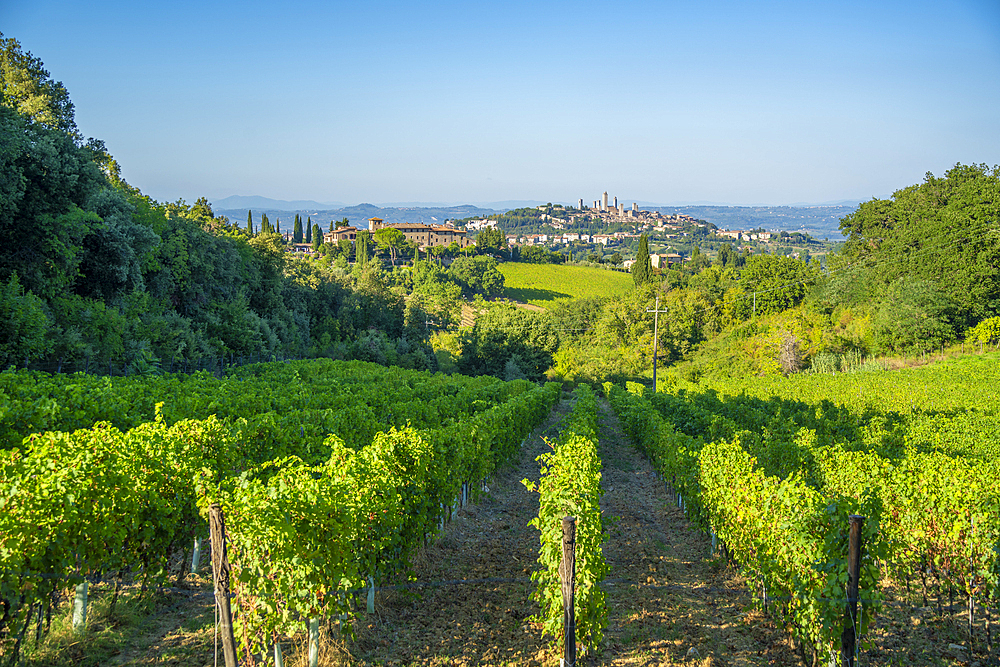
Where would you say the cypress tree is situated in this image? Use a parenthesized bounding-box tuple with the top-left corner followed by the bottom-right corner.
(632, 233, 653, 286)
(356, 230, 370, 268)
(261, 213, 271, 234)
(246, 210, 253, 236)
(276, 217, 281, 236)
(305, 217, 312, 244)
(293, 215, 303, 243)
(311, 223, 322, 251)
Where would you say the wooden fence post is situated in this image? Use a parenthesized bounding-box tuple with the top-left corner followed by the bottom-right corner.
(209, 503, 238, 667)
(841, 515, 864, 667)
(560, 516, 577, 667)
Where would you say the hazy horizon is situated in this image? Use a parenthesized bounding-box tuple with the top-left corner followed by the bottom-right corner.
(209, 194, 865, 212)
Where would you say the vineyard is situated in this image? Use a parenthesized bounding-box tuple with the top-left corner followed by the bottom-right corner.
(0, 360, 562, 665)
(498, 263, 633, 308)
(1, 353, 998, 665)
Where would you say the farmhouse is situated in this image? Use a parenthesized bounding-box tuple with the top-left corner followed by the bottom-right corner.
(368, 218, 474, 249)
(327, 226, 359, 242)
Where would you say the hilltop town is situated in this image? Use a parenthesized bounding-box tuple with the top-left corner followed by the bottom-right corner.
(246, 190, 835, 269)
(457, 192, 832, 265)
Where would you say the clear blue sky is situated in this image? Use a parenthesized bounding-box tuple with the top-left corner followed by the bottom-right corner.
(5, 0, 999, 207)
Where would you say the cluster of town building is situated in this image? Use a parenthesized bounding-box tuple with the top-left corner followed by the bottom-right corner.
(570, 193, 703, 228)
(504, 230, 640, 247)
(716, 229, 773, 242)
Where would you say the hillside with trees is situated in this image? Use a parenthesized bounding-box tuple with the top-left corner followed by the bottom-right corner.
(539, 165, 999, 385)
(0, 34, 440, 373)
(2, 32, 997, 390)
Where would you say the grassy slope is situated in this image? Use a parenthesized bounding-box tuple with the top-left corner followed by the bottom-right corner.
(695, 348, 1000, 414)
(498, 263, 633, 308)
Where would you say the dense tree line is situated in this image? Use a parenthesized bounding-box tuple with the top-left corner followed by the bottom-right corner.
(0, 35, 433, 371)
(824, 164, 1000, 353)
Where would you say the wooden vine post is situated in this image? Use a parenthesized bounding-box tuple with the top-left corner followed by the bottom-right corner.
(209, 503, 238, 667)
(560, 516, 577, 667)
(840, 515, 864, 667)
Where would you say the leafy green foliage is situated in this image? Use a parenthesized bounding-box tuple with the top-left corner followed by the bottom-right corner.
(838, 163, 1000, 328)
(966, 315, 1000, 345)
(474, 226, 506, 254)
(737, 254, 817, 318)
(373, 226, 405, 265)
(0, 414, 240, 653)
(447, 255, 505, 298)
(459, 303, 559, 380)
(0, 33, 77, 135)
(0, 273, 49, 368)
(513, 245, 567, 264)
(872, 276, 955, 353)
(524, 385, 608, 652)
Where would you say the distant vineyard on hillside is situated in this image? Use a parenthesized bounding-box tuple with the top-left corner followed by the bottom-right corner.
(499, 263, 633, 308)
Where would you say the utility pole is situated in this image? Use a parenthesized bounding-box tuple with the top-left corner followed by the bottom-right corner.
(647, 293, 669, 393)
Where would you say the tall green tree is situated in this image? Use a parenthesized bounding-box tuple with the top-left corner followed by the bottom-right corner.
(0, 272, 50, 368)
(475, 226, 506, 255)
(293, 214, 303, 243)
(246, 210, 253, 236)
(0, 33, 77, 135)
(631, 233, 653, 286)
(459, 303, 559, 380)
(872, 276, 956, 354)
(448, 255, 505, 298)
(311, 223, 322, 251)
(356, 230, 372, 268)
(305, 217, 312, 244)
(736, 254, 815, 319)
(373, 227, 405, 266)
(0, 106, 105, 299)
(338, 238, 352, 259)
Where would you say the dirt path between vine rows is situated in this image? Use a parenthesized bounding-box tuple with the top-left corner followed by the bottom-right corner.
(334, 394, 805, 667)
(593, 398, 803, 667)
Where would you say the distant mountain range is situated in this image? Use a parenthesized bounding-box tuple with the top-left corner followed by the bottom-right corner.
(211, 195, 348, 211)
(211, 195, 549, 213)
(214, 201, 503, 229)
